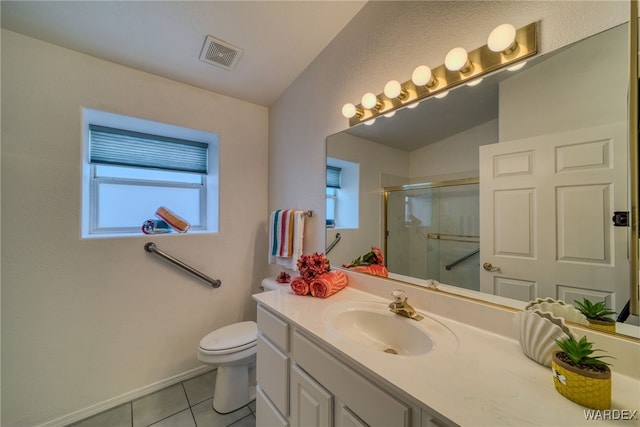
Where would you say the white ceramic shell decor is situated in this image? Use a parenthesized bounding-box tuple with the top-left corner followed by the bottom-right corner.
(513, 310, 570, 367)
(524, 297, 588, 326)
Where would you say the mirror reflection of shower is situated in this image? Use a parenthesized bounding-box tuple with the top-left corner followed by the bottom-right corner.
(385, 179, 479, 291)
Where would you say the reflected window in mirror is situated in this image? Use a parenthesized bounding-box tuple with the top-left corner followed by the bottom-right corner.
(326, 187, 337, 228)
(327, 158, 359, 229)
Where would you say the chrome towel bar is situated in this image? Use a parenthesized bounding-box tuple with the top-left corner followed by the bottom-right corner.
(144, 242, 221, 288)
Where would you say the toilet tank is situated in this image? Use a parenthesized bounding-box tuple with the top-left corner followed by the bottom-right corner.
(260, 277, 286, 292)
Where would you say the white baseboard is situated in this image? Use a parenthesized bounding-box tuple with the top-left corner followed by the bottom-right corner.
(37, 365, 214, 427)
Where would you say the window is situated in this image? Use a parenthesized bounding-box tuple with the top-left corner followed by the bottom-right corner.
(326, 166, 341, 228)
(326, 158, 359, 229)
(82, 108, 219, 238)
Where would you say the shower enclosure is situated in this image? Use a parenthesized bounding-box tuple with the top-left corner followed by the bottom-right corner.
(384, 178, 480, 291)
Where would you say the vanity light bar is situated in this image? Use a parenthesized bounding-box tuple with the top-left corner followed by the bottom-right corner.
(343, 22, 538, 127)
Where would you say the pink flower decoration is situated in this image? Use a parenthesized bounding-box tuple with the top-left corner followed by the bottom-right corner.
(276, 271, 291, 284)
(296, 252, 331, 282)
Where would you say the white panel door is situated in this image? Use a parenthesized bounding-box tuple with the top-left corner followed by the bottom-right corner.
(290, 364, 333, 427)
(335, 400, 369, 427)
(479, 123, 629, 311)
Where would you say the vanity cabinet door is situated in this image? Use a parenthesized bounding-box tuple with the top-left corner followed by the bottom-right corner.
(335, 400, 368, 427)
(293, 330, 410, 427)
(256, 385, 289, 427)
(290, 364, 333, 427)
(257, 334, 289, 416)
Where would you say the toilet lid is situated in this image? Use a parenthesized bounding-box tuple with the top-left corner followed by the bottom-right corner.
(199, 321, 257, 354)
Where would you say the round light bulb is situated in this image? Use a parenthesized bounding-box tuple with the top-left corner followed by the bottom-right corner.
(364, 118, 376, 126)
(434, 90, 449, 99)
(467, 78, 483, 87)
(488, 23, 517, 53)
(361, 92, 378, 109)
(445, 47, 470, 72)
(407, 101, 420, 109)
(507, 61, 527, 72)
(384, 111, 396, 118)
(412, 65, 433, 86)
(384, 80, 402, 98)
(341, 103, 357, 118)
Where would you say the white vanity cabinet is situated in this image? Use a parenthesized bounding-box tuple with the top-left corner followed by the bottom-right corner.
(256, 303, 452, 427)
(256, 305, 290, 426)
(292, 330, 415, 427)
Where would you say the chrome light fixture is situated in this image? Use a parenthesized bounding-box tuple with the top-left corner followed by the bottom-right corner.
(341, 22, 537, 125)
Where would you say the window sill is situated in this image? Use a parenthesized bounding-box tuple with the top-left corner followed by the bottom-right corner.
(82, 229, 218, 239)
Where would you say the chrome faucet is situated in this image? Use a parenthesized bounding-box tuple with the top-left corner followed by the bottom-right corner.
(388, 290, 423, 321)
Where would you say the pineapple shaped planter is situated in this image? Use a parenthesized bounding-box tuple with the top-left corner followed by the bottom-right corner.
(574, 299, 616, 333)
(552, 335, 612, 410)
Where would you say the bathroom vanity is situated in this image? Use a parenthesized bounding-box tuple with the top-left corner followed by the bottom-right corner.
(253, 271, 640, 426)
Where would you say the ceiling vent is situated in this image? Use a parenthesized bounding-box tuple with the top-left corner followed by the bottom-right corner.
(199, 35, 243, 71)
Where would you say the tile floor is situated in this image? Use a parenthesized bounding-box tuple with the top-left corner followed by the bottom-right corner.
(69, 370, 256, 427)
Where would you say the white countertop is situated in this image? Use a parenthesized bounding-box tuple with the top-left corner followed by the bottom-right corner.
(253, 286, 640, 427)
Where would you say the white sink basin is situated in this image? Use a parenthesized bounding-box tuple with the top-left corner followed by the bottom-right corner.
(323, 301, 458, 356)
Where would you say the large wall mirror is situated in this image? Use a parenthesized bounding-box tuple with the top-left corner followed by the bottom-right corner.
(326, 21, 640, 340)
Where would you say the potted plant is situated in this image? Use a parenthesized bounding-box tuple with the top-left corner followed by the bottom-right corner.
(574, 298, 616, 333)
(552, 335, 612, 410)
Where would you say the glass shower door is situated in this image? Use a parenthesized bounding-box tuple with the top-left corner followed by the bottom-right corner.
(385, 180, 480, 291)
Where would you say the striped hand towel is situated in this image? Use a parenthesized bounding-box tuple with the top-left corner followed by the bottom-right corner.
(268, 209, 305, 270)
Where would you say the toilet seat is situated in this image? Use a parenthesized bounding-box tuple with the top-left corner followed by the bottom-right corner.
(199, 321, 257, 355)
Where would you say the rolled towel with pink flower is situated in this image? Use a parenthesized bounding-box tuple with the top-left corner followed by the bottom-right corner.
(310, 270, 348, 298)
(290, 276, 310, 296)
(350, 264, 389, 277)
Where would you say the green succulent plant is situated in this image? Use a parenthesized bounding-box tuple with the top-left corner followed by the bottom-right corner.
(574, 298, 616, 322)
(555, 335, 612, 367)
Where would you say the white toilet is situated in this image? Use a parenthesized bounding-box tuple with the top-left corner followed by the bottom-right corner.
(197, 277, 282, 413)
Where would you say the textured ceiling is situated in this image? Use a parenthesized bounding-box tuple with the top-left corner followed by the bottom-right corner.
(1, 1, 367, 107)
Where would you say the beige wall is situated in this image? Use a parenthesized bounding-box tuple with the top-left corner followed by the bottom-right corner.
(1, 1, 631, 425)
(326, 132, 409, 266)
(409, 119, 498, 182)
(268, 1, 628, 271)
(499, 21, 628, 141)
(2, 30, 268, 426)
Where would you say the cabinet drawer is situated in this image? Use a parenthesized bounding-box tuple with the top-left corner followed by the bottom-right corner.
(257, 334, 289, 416)
(257, 304, 289, 352)
(293, 331, 410, 427)
(422, 408, 455, 427)
(256, 385, 289, 427)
